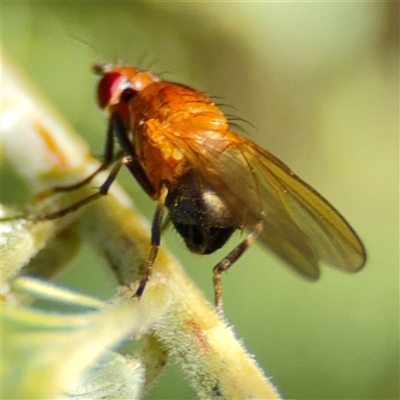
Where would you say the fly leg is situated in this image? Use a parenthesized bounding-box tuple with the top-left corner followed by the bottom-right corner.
(112, 112, 156, 197)
(134, 181, 169, 298)
(213, 221, 263, 311)
(51, 114, 117, 193)
(29, 112, 145, 222)
(34, 157, 131, 221)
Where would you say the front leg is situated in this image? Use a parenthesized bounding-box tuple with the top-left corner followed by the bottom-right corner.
(52, 113, 118, 193)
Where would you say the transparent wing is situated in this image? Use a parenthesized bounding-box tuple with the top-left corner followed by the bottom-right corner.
(157, 123, 366, 279)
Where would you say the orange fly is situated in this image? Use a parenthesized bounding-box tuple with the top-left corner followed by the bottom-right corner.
(41, 63, 366, 308)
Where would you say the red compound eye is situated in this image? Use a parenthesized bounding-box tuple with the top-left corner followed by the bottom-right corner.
(97, 72, 124, 109)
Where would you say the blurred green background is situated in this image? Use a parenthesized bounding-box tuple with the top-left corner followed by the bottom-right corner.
(2, 2, 398, 399)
